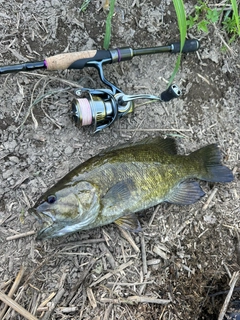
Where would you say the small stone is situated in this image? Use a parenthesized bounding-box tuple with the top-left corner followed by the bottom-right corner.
(9, 156, 19, 163)
(64, 146, 74, 155)
(2, 168, 14, 180)
(51, 0, 60, 7)
(3, 140, 17, 152)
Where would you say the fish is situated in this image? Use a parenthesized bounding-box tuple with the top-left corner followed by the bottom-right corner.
(32, 137, 234, 240)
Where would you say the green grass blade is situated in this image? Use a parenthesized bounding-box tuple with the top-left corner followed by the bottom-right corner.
(103, 0, 116, 50)
(230, 0, 240, 35)
(168, 0, 187, 85)
(173, 0, 187, 51)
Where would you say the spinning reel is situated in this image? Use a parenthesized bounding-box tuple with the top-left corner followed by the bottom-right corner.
(71, 70, 181, 133)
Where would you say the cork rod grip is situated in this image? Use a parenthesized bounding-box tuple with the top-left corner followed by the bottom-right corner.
(45, 50, 97, 70)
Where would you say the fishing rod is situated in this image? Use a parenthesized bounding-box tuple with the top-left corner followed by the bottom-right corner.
(1, 39, 200, 132)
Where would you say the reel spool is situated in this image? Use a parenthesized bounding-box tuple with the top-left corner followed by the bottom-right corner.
(72, 88, 134, 133)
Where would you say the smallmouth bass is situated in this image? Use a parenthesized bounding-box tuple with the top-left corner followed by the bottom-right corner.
(32, 137, 233, 239)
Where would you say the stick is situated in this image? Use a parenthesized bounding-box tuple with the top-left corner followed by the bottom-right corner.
(103, 304, 113, 320)
(90, 260, 134, 287)
(40, 288, 65, 320)
(148, 205, 160, 226)
(37, 292, 56, 311)
(99, 243, 117, 269)
(56, 307, 78, 313)
(117, 128, 192, 132)
(6, 230, 36, 241)
(0, 266, 25, 319)
(0, 291, 38, 320)
(65, 257, 98, 305)
(108, 281, 153, 286)
(218, 271, 239, 320)
(86, 287, 97, 309)
(118, 227, 140, 253)
(140, 234, 147, 275)
(101, 295, 170, 305)
(202, 187, 218, 211)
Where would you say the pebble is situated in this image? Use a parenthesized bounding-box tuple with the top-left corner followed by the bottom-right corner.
(2, 168, 14, 180)
(3, 140, 17, 152)
(8, 156, 19, 163)
(51, 0, 60, 7)
(64, 146, 74, 155)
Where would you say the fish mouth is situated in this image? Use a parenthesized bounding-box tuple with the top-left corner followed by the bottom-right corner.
(34, 210, 55, 225)
(30, 209, 55, 240)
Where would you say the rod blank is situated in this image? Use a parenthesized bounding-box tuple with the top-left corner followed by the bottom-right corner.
(0, 39, 200, 75)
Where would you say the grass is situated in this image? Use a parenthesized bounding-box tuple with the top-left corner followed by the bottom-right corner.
(103, 0, 116, 49)
(169, 0, 239, 83)
(79, 0, 91, 13)
(187, 0, 240, 42)
(168, 0, 187, 85)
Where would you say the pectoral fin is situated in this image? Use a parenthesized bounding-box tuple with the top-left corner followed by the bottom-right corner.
(103, 179, 135, 203)
(115, 213, 141, 232)
(166, 180, 205, 205)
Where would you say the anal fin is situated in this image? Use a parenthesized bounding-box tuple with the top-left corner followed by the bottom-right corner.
(166, 180, 205, 205)
(115, 213, 141, 232)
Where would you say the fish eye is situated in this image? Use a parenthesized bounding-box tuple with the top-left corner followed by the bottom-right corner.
(47, 195, 57, 204)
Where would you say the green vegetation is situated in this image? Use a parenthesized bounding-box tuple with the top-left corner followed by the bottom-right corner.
(186, 0, 240, 42)
(168, 0, 187, 85)
(103, 0, 116, 49)
(79, 0, 91, 13)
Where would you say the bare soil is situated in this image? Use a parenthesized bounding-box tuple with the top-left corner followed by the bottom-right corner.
(0, 0, 239, 319)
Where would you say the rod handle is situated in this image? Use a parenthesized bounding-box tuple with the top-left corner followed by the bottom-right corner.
(44, 50, 112, 70)
(171, 39, 200, 53)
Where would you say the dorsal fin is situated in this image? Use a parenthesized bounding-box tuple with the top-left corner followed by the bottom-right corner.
(99, 136, 177, 156)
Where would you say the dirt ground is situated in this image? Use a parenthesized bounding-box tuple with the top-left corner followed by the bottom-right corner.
(0, 0, 239, 319)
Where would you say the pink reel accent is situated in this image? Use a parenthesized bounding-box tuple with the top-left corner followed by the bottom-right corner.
(77, 98, 93, 126)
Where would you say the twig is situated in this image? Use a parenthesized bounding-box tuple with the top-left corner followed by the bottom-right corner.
(2, 258, 49, 319)
(213, 24, 235, 56)
(148, 205, 160, 226)
(57, 238, 106, 248)
(117, 128, 191, 132)
(101, 295, 170, 305)
(99, 243, 117, 269)
(140, 234, 147, 275)
(90, 260, 134, 287)
(40, 288, 65, 320)
(6, 230, 36, 241)
(118, 227, 140, 253)
(56, 307, 78, 313)
(235, 229, 240, 266)
(107, 281, 153, 286)
(0, 266, 25, 319)
(197, 73, 210, 85)
(37, 292, 56, 312)
(103, 303, 113, 320)
(0, 291, 38, 320)
(0, 279, 13, 291)
(218, 271, 239, 320)
(139, 271, 151, 295)
(0, 214, 12, 227)
(202, 187, 218, 211)
(86, 287, 97, 309)
(65, 257, 98, 305)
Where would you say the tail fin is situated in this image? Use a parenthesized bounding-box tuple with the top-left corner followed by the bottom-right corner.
(189, 144, 234, 183)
